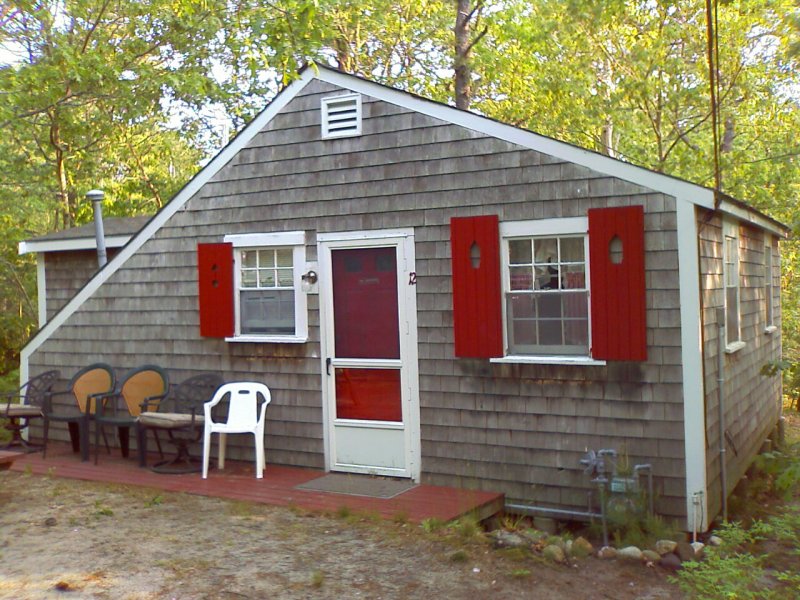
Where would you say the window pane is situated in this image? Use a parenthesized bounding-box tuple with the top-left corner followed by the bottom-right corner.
(726, 287, 739, 342)
(241, 289, 295, 335)
(277, 268, 294, 287)
(510, 266, 534, 290)
(563, 265, 586, 289)
(533, 238, 558, 264)
(563, 291, 588, 319)
(242, 250, 257, 268)
(538, 294, 562, 319)
(509, 239, 532, 264)
(510, 293, 536, 319)
(260, 269, 276, 287)
(564, 318, 588, 347)
(539, 320, 563, 345)
(335, 368, 401, 422)
(276, 248, 293, 268)
(257, 249, 274, 268)
(241, 270, 257, 288)
(560, 237, 584, 262)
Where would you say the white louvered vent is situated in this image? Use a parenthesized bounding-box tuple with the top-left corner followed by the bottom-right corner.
(321, 93, 362, 139)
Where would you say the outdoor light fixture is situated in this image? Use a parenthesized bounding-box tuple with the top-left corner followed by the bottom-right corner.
(301, 270, 318, 292)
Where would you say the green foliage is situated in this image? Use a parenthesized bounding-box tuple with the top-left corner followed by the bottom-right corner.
(672, 516, 800, 599)
(754, 443, 800, 500)
(420, 517, 446, 533)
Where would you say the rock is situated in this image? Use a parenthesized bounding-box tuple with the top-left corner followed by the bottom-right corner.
(520, 528, 548, 545)
(597, 546, 617, 559)
(675, 541, 696, 562)
(708, 535, 723, 547)
(690, 541, 705, 558)
(543, 544, 566, 563)
(618, 546, 644, 561)
(489, 530, 528, 549)
(659, 553, 682, 572)
(642, 550, 661, 563)
(654, 539, 677, 555)
(44, 517, 57, 527)
(570, 536, 594, 558)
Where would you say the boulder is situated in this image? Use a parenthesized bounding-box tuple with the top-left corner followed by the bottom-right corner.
(675, 541, 697, 562)
(659, 553, 682, 572)
(708, 535, 723, 547)
(642, 550, 661, 563)
(690, 541, 705, 559)
(654, 539, 678, 556)
(570, 536, 594, 558)
(543, 544, 566, 563)
(618, 546, 644, 561)
(597, 546, 618, 560)
(489, 530, 528, 549)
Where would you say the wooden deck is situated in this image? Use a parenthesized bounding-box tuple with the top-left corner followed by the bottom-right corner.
(7, 442, 504, 523)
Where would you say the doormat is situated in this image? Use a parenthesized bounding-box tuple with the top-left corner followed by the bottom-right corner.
(295, 473, 417, 499)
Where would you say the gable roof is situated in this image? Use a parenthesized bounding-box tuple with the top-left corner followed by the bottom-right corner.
(18, 216, 151, 254)
(20, 64, 789, 362)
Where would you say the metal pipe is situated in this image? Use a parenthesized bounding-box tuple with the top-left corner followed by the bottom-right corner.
(86, 189, 107, 268)
(716, 307, 728, 522)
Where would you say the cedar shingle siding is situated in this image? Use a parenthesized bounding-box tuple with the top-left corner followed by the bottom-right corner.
(27, 76, 784, 527)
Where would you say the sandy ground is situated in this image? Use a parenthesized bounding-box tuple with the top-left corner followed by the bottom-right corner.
(0, 471, 682, 599)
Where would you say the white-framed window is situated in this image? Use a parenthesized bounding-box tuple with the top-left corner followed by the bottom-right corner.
(499, 217, 591, 359)
(321, 93, 362, 139)
(723, 218, 742, 350)
(765, 236, 776, 332)
(224, 231, 308, 343)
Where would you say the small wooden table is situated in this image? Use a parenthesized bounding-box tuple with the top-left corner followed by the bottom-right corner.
(0, 450, 21, 471)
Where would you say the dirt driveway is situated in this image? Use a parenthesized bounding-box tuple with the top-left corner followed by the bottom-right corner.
(0, 471, 681, 599)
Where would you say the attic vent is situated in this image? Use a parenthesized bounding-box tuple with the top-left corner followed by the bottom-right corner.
(321, 93, 362, 139)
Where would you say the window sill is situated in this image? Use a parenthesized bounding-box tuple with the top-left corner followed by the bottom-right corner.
(490, 356, 607, 366)
(225, 335, 308, 344)
(725, 341, 746, 354)
(764, 325, 778, 335)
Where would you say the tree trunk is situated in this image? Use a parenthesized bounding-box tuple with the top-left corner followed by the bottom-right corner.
(454, 0, 472, 110)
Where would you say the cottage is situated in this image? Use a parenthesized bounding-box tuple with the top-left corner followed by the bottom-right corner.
(20, 66, 788, 531)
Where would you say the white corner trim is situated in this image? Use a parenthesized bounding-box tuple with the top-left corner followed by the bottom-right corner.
(316, 69, 716, 209)
(36, 254, 46, 327)
(676, 198, 708, 532)
(19, 69, 318, 364)
(18, 235, 133, 255)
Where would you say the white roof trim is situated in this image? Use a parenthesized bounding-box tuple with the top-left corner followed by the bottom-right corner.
(718, 198, 787, 237)
(20, 69, 317, 363)
(18, 235, 133, 255)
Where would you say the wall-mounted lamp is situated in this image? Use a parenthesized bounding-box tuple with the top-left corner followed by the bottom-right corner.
(301, 269, 318, 292)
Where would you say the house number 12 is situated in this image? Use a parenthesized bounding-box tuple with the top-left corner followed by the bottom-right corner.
(408, 272, 417, 285)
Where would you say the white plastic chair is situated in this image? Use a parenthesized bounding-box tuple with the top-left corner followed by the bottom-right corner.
(202, 382, 271, 479)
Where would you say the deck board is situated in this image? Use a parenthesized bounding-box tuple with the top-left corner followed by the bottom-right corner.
(8, 443, 504, 523)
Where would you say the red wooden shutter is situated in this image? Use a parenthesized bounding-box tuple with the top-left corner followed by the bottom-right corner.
(450, 215, 503, 358)
(197, 242, 234, 338)
(589, 206, 647, 361)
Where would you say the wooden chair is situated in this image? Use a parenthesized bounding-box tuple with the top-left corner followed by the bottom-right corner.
(93, 365, 168, 464)
(43, 363, 115, 462)
(0, 370, 60, 452)
(136, 373, 224, 473)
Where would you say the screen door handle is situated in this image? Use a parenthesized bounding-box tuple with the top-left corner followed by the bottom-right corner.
(326, 357, 332, 376)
